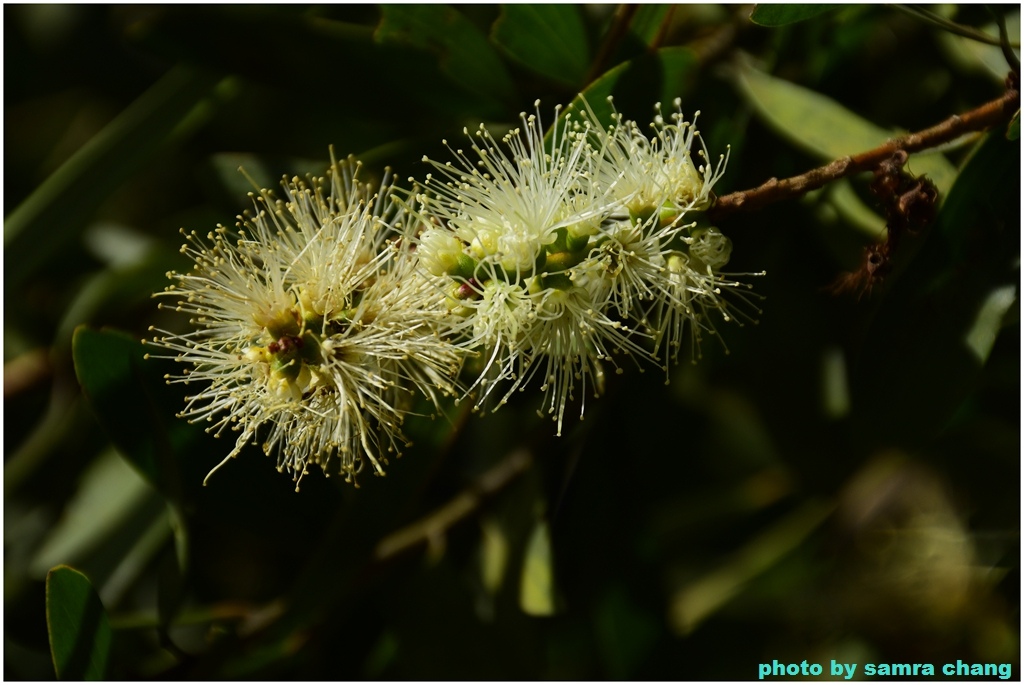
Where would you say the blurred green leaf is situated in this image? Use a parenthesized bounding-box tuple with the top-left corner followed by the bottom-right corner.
(4, 66, 227, 285)
(46, 565, 111, 680)
(825, 179, 887, 239)
(735, 59, 958, 194)
(750, 5, 840, 27)
(1008, 109, 1020, 140)
(519, 519, 556, 616)
(491, 5, 590, 89)
(364, 631, 400, 678)
(595, 587, 659, 678)
(479, 517, 510, 595)
(56, 250, 174, 350)
(208, 153, 291, 199)
(4, 393, 95, 497)
(669, 500, 834, 635)
(30, 449, 155, 576)
(72, 327, 199, 501)
(821, 346, 852, 419)
(965, 285, 1017, 363)
(601, 5, 675, 66)
(377, 5, 516, 107)
(625, 5, 672, 46)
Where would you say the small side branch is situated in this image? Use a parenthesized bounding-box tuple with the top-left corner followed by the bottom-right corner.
(373, 449, 533, 561)
(710, 87, 1020, 221)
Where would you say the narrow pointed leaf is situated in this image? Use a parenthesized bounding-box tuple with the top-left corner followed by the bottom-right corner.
(519, 520, 556, 616)
(479, 518, 510, 595)
(46, 566, 112, 680)
(627, 5, 673, 46)
(4, 66, 226, 285)
(669, 500, 833, 634)
(604, 5, 676, 65)
(30, 449, 155, 576)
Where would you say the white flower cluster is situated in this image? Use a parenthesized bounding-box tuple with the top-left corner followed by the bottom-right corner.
(148, 100, 760, 488)
(414, 99, 760, 435)
(147, 155, 461, 487)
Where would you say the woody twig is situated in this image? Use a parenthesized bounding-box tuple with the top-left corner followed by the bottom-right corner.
(709, 85, 1020, 222)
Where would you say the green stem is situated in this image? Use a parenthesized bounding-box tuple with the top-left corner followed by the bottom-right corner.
(892, 5, 1020, 49)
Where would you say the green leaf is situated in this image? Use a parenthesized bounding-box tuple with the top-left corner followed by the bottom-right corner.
(30, 449, 156, 576)
(46, 566, 112, 680)
(749, 5, 840, 27)
(669, 500, 834, 635)
(72, 327, 204, 501)
(1008, 109, 1020, 141)
(825, 179, 887, 239)
(735, 59, 958, 194)
(519, 520, 556, 616)
(491, 5, 590, 89)
(626, 5, 673, 46)
(602, 5, 675, 65)
(479, 518, 510, 595)
(377, 5, 516, 107)
(964, 285, 1018, 363)
(563, 46, 699, 131)
(595, 587, 660, 678)
(56, 249, 176, 351)
(4, 66, 228, 286)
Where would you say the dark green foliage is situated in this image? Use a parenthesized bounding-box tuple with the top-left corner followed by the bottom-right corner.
(5, 4, 1019, 680)
(46, 566, 111, 680)
(749, 5, 841, 27)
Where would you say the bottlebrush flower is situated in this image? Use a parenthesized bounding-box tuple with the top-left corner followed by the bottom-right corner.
(592, 99, 728, 217)
(578, 98, 763, 368)
(146, 156, 461, 488)
(413, 103, 655, 434)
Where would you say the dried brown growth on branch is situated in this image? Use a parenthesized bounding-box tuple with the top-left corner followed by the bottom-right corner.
(830, 151, 939, 298)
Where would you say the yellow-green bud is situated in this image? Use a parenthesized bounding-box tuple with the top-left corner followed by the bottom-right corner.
(419, 229, 468, 277)
(689, 227, 732, 271)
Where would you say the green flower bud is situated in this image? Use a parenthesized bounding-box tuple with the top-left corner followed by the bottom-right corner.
(689, 226, 732, 271)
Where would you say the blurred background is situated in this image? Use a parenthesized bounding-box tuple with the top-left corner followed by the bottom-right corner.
(4, 4, 1019, 679)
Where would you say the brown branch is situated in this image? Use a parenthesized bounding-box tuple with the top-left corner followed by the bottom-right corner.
(709, 86, 1020, 221)
(648, 5, 677, 51)
(585, 5, 640, 86)
(373, 448, 533, 562)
